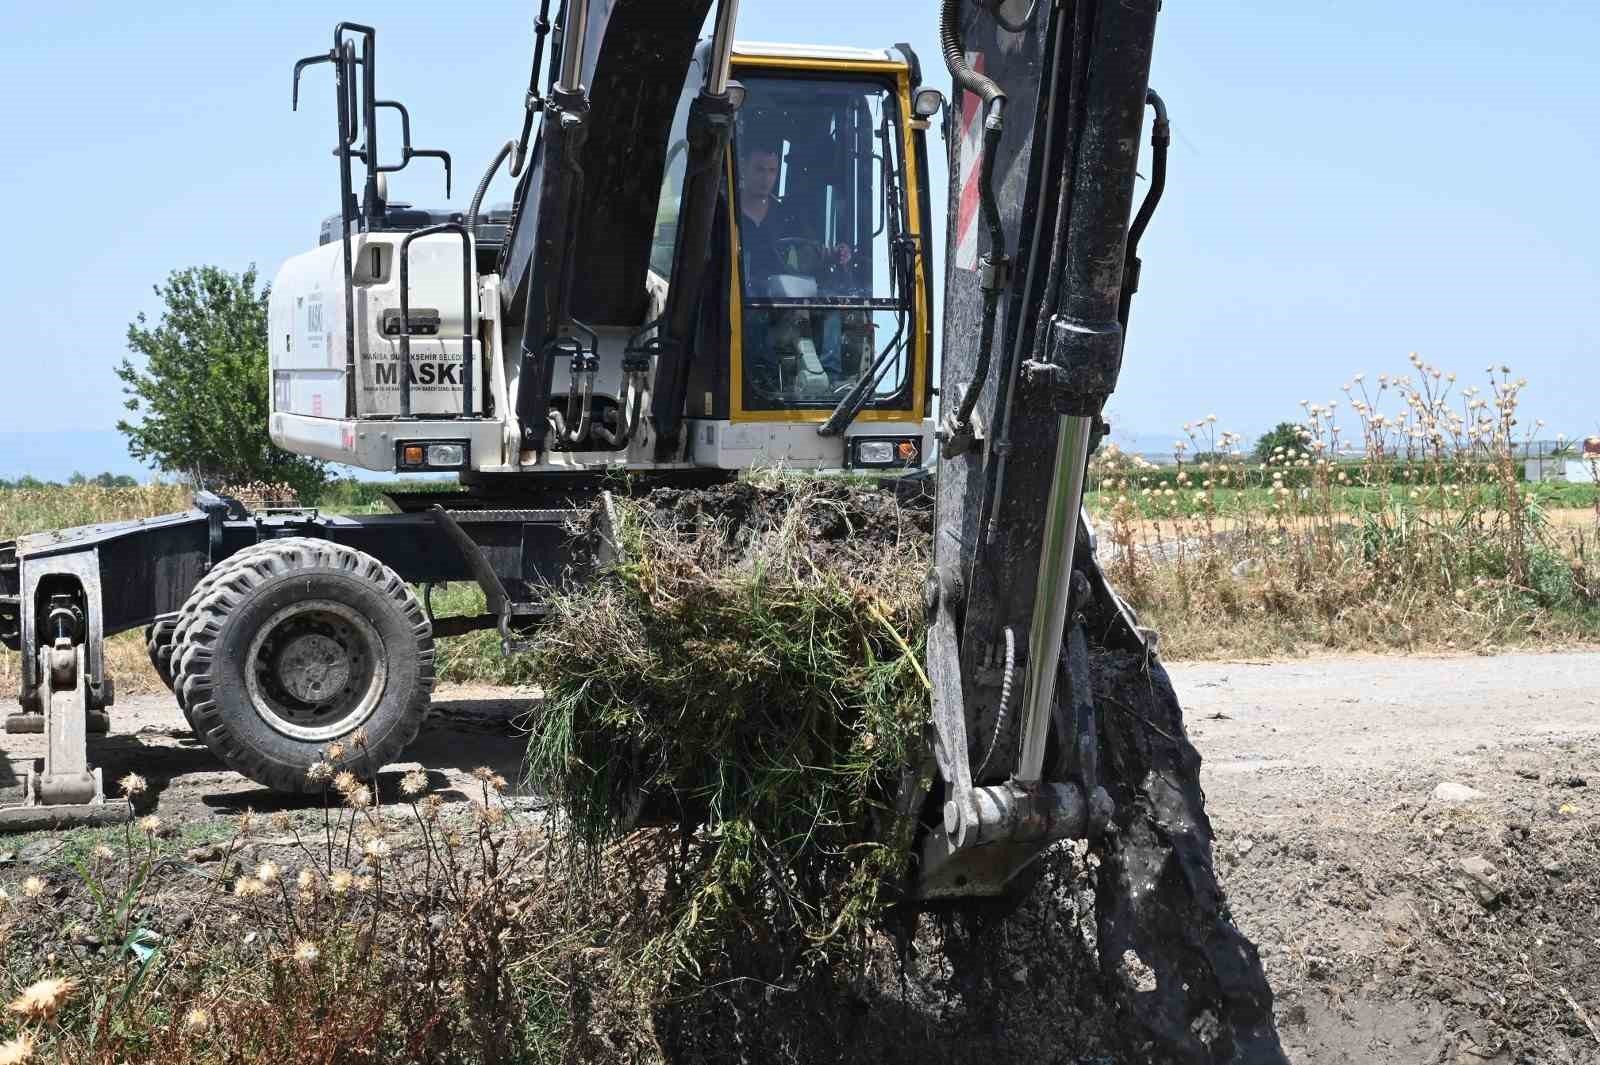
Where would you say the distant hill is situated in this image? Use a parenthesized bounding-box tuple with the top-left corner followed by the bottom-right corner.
(1103, 428, 1189, 461)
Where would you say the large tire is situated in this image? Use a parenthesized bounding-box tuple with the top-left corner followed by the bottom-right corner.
(168, 549, 274, 723)
(144, 615, 180, 693)
(173, 538, 435, 793)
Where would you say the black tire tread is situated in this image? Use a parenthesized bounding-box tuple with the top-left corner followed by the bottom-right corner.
(169, 547, 277, 716)
(173, 537, 435, 793)
(144, 615, 180, 693)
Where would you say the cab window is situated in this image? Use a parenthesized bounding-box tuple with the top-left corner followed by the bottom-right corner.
(732, 73, 916, 413)
(651, 59, 702, 278)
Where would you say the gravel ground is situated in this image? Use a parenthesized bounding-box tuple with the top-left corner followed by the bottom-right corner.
(1177, 652, 1600, 1065)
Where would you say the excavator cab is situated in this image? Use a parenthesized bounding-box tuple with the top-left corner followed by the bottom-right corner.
(267, 20, 937, 481)
(672, 43, 936, 469)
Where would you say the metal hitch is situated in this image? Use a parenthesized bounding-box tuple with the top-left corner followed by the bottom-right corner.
(1, 643, 129, 831)
(1, 545, 132, 831)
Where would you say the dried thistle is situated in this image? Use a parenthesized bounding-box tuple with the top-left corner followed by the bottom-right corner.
(0, 1032, 33, 1065)
(20, 877, 45, 900)
(256, 861, 280, 885)
(137, 814, 162, 835)
(362, 838, 391, 862)
(7, 976, 77, 1021)
(91, 844, 115, 862)
(332, 770, 360, 796)
(292, 940, 320, 968)
(307, 761, 334, 784)
(297, 867, 316, 891)
(400, 769, 429, 797)
(326, 741, 346, 761)
(184, 1007, 211, 1032)
(118, 772, 147, 796)
(233, 877, 267, 899)
(346, 785, 373, 811)
(329, 870, 354, 895)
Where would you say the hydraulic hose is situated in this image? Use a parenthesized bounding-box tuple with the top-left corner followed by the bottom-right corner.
(549, 375, 594, 447)
(467, 140, 519, 240)
(975, 626, 1017, 779)
(590, 375, 647, 448)
(941, 0, 1010, 436)
(955, 131, 1005, 429)
(1119, 89, 1170, 334)
(941, 0, 1007, 110)
(1128, 90, 1169, 253)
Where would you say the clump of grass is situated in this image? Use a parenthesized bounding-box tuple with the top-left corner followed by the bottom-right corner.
(522, 477, 931, 987)
(1089, 357, 1600, 657)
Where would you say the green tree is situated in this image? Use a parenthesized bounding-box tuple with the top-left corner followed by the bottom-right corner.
(117, 266, 326, 498)
(1253, 421, 1312, 464)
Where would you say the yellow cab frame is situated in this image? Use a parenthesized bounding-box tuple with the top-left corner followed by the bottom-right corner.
(724, 48, 933, 425)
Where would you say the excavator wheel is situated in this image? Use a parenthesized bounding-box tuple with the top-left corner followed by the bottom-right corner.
(167, 550, 273, 724)
(172, 538, 435, 793)
(144, 615, 180, 694)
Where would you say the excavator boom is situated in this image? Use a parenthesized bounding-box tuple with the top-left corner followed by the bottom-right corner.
(920, 0, 1162, 895)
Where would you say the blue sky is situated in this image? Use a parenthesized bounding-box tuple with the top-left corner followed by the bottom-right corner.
(1, 1, 1596, 474)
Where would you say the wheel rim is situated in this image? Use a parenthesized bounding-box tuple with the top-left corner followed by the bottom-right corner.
(244, 600, 388, 742)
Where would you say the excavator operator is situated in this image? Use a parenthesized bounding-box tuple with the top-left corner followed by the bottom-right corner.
(737, 136, 854, 396)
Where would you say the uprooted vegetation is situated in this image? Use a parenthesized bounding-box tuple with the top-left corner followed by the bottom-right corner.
(523, 477, 934, 981)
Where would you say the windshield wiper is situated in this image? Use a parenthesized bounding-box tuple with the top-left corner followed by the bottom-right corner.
(817, 234, 918, 437)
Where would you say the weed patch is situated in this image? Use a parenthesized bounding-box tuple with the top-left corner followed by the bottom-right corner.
(523, 477, 932, 989)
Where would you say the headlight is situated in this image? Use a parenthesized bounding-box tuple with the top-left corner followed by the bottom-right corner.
(397, 440, 469, 470)
(913, 87, 946, 119)
(426, 443, 465, 468)
(855, 441, 896, 466)
(850, 437, 921, 469)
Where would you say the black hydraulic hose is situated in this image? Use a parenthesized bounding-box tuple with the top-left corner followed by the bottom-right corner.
(1128, 90, 1169, 252)
(467, 140, 517, 240)
(514, 0, 556, 173)
(1119, 89, 1170, 333)
(591, 376, 646, 448)
(563, 372, 594, 444)
(955, 127, 1005, 428)
(942, 0, 1007, 110)
(941, 0, 1010, 434)
(975, 626, 1017, 779)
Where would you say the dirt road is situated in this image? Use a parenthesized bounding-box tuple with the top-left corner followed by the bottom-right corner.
(1176, 653, 1600, 1064)
(2, 653, 1595, 1062)
(0, 685, 546, 816)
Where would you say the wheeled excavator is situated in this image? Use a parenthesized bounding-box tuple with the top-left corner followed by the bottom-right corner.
(0, 2, 1286, 1056)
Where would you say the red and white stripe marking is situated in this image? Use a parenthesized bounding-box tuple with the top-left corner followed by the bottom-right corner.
(954, 51, 987, 272)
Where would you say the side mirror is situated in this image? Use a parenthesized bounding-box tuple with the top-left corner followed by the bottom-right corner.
(913, 87, 946, 119)
(725, 80, 748, 112)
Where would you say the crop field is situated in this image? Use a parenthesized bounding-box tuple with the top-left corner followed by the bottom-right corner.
(1084, 360, 1600, 658)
